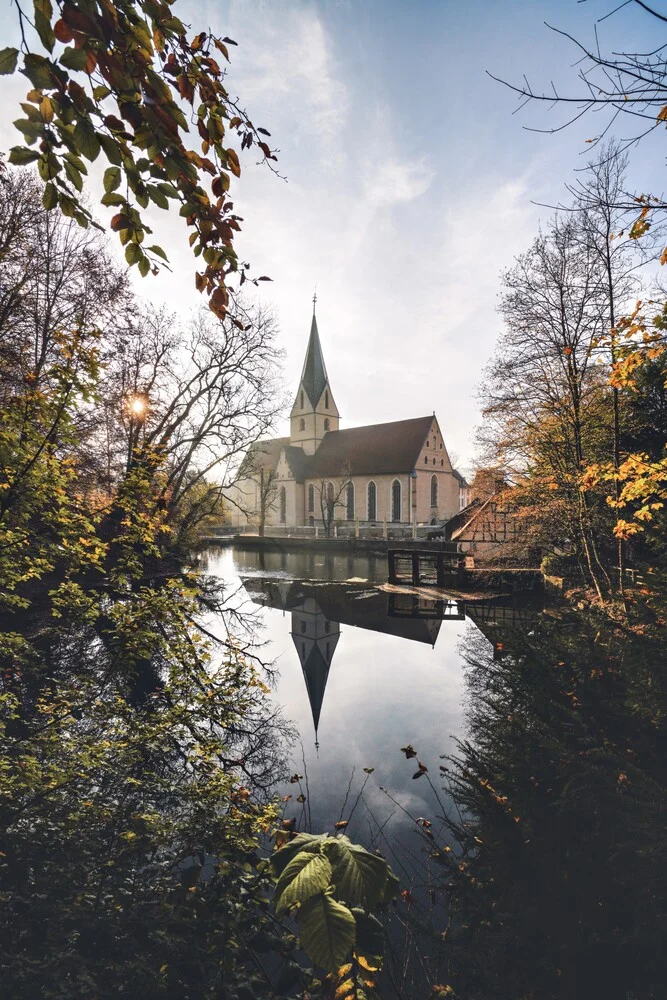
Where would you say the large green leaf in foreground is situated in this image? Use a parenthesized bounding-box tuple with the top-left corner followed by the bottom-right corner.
(297, 890, 356, 971)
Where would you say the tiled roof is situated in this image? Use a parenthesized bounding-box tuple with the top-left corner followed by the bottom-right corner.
(238, 437, 289, 477)
(300, 314, 329, 407)
(283, 445, 310, 483)
(305, 415, 434, 478)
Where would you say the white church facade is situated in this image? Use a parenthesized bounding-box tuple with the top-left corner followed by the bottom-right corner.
(228, 308, 466, 530)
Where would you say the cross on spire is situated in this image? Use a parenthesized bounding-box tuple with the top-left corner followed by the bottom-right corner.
(312, 288, 317, 315)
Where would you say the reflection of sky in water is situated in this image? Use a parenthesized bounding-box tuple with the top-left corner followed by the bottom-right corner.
(202, 546, 481, 860)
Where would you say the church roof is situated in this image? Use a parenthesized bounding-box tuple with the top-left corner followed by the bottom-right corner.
(238, 436, 289, 477)
(305, 415, 434, 477)
(300, 314, 329, 407)
(452, 468, 469, 488)
(283, 445, 310, 483)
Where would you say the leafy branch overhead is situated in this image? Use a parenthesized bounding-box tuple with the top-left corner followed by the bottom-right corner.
(2, 0, 277, 320)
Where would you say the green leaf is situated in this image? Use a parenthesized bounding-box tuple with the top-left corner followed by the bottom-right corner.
(60, 46, 90, 72)
(98, 133, 122, 165)
(0, 47, 19, 75)
(21, 53, 54, 89)
(8, 146, 40, 165)
(73, 118, 100, 162)
(137, 255, 150, 277)
(63, 159, 83, 192)
(125, 243, 141, 266)
(271, 833, 328, 876)
(103, 166, 121, 193)
(296, 890, 356, 971)
(148, 186, 169, 209)
(323, 837, 396, 908)
(42, 181, 58, 210)
(100, 192, 125, 207)
(274, 851, 332, 914)
(147, 244, 169, 261)
(34, 0, 55, 52)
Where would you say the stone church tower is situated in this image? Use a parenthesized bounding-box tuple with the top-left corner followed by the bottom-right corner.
(289, 300, 339, 455)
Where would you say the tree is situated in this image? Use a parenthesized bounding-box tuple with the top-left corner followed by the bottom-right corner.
(480, 214, 614, 595)
(1, 0, 277, 319)
(312, 466, 352, 538)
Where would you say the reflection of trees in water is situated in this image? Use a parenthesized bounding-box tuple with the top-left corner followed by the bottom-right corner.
(430, 617, 667, 1000)
(0, 580, 296, 998)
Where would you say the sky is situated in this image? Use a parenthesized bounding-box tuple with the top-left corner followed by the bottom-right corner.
(1, 0, 665, 472)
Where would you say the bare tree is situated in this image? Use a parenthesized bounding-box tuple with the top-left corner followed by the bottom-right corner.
(311, 465, 352, 537)
(489, 1, 667, 161)
(97, 301, 285, 539)
(480, 214, 613, 596)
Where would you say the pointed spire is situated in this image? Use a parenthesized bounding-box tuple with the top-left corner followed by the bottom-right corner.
(299, 299, 329, 408)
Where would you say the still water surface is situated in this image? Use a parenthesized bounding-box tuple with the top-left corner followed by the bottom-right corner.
(202, 546, 535, 840)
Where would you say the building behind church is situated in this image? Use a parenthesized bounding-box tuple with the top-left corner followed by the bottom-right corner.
(227, 308, 468, 530)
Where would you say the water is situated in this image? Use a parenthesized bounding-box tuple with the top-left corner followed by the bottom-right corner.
(201, 545, 667, 998)
(201, 545, 540, 847)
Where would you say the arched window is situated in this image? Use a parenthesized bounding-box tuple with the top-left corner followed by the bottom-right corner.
(299, 417, 305, 431)
(424, 456, 428, 464)
(367, 481, 377, 521)
(441, 459, 444, 466)
(346, 482, 354, 520)
(279, 486, 286, 523)
(433, 458, 436, 465)
(300, 391, 304, 409)
(307, 483, 314, 512)
(391, 479, 401, 522)
(430, 475, 438, 508)
(323, 418, 330, 431)
(325, 390, 329, 409)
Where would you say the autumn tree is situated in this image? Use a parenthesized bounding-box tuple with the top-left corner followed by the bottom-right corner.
(480, 214, 614, 595)
(1, 0, 278, 320)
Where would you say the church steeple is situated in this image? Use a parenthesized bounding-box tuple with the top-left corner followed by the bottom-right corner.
(290, 299, 340, 454)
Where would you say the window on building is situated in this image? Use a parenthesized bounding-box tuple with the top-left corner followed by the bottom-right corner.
(424, 456, 428, 464)
(367, 481, 377, 521)
(439, 442, 443, 448)
(307, 484, 314, 512)
(430, 474, 438, 508)
(299, 417, 305, 431)
(325, 390, 329, 409)
(279, 486, 286, 524)
(391, 479, 401, 522)
(346, 482, 354, 520)
(433, 458, 436, 465)
(323, 418, 330, 431)
(441, 459, 444, 466)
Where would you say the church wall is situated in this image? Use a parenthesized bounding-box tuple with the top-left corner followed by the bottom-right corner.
(412, 469, 459, 523)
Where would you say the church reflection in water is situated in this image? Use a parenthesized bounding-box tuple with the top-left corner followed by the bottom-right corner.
(240, 575, 542, 744)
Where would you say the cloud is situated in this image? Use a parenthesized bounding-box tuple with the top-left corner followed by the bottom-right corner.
(363, 156, 435, 208)
(223, 1, 349, 151)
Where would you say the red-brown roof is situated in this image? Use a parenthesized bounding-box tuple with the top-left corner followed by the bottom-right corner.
(305, 415, 434, 478)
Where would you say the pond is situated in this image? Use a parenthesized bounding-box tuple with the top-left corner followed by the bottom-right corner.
(200, 543, 667, 998)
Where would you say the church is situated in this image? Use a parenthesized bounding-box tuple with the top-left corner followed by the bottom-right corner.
(228, 305, 464, 530)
